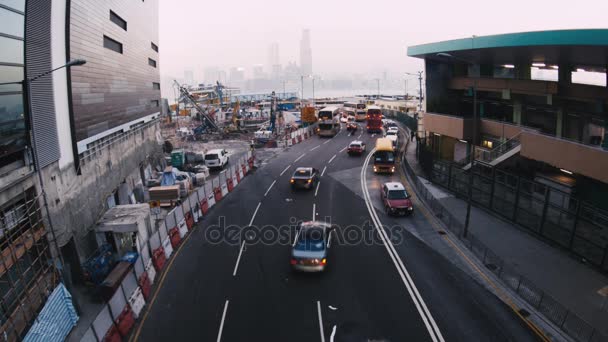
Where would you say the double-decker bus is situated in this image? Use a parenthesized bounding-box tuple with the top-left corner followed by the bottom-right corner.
(366, 105, 383, 133)
(317, 106, 341, 137)
(344, 102, 367, 121)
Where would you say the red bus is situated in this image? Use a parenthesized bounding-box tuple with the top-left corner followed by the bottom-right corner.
(366, 106, 383, 133)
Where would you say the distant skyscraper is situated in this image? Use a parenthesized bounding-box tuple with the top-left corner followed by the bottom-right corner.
(203, 67, 219, 84)
(300, 29, 312, 76)
(268, 42, 281, 80)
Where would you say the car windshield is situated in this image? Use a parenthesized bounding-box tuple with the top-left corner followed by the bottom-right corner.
(375, 151, 395, 163)
(205, 154, 218, 160)
(293, 169, 311, 178)
(388, 189, 409, 199)
(296, 228, 325, 251)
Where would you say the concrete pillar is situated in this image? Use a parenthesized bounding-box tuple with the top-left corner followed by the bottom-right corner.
(556, 108, 563, 138)
(515, 63, 531, 80)
(558, 63, 572, 85)
(513, 100, 522, 125)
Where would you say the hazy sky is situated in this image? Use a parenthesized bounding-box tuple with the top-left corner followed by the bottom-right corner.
(159, 0, 607, 80)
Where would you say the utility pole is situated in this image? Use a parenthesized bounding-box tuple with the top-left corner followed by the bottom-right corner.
(283, 80, 286, 100)
(312, 77, 315, 108)
(406, 71, 423, 112)
(376, 79, 380, 99)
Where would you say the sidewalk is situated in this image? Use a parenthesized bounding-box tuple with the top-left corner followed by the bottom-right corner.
(403, 132, 608, 336)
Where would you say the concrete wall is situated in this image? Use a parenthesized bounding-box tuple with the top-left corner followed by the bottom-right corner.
(520, 130, 608, 184)
(40, 122, 162, 261)
(424, 112, 472, 140)
(480, 119, 526, 139)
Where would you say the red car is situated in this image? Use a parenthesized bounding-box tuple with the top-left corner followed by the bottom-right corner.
(347, 141, 366, 156)
(380, 182, 413, 216)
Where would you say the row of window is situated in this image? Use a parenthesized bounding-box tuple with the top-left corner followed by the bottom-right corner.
(103, 35, 157, 68)
(0, 1, 27, 169)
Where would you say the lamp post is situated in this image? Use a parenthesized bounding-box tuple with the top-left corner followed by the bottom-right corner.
(436, 52, 476, 238)
(0, 58, 87, 273)
(405, 71, 424, 112)
(375, 78, 380, 99)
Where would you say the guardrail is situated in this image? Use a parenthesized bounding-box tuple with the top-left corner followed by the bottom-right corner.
(400, 133, 608, 342)
(77, 151, 255, 341)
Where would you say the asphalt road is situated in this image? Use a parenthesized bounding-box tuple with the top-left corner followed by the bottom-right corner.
(134, 124, 540, 342)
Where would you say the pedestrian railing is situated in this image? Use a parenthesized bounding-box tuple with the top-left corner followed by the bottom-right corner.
(403, 157, 608, 342)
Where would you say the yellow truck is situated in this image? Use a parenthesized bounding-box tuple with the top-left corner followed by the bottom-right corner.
(374, 138, 396, 174)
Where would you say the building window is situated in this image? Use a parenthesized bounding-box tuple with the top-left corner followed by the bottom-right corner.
(150, 100, 159, 107)
(151, 42, 158, 52)
(152, 82, 160, 90)
(109, 10, 127, 31)
(103, 35, 123, 54)
(0, 3, 26, 171)
(148, 58, 156, 68)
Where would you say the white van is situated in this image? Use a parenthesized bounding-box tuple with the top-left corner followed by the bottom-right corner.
(204, 149, 229, 169)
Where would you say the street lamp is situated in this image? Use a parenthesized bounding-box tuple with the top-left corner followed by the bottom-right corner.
(405, 71, 424, 112)
(375, 78, 380, 99)
(436, 52, 477, 238)
(0, 58, 87, 276)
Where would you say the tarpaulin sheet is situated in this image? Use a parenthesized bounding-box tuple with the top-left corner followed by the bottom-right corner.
(23, 283, 79, 342)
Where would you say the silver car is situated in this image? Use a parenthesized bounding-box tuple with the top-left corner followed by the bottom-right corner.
(290, 221, 334, 272)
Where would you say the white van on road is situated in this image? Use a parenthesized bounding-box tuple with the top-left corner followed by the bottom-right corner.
(204, 149, 229, 169)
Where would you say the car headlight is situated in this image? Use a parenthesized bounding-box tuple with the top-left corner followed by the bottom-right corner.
(408, 207, 413, 211)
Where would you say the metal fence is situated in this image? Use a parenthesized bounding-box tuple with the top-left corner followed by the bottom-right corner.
(403, 155, 608, 342)
(79, 151, 254, 341)
(428, 159, 608, 274)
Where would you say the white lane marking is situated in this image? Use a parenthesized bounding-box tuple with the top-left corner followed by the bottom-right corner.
(358, 134, 362, 139)
(249, 202, 261, 226)
(233, 202, 261, 276)
(321, 166, 327, 177)
(292, 229, 301, 247)
(312, 203, 316, 221)
(280, 165, 291, 176)
(360, 150, 445, 342)
(315, 181, 321, 197)
(330, 325, 337, 342)
(294, 153, 306, 162)
(328, 305, 337, 311)
(339, 146, 347, 153)
(323, 140, 331, 145)
(216, 300, 229, 342)
(317, 301, 325, 342)
(232, 241, 246, 277)
(264, 180, 276, 197)
(310, 145, 321, 151)
(328, 154, 337, 164)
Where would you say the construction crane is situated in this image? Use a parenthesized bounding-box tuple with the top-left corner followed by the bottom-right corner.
(174, 80, 221, 135)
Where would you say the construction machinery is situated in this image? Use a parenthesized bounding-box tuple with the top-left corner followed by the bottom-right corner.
(174, 80, 221, 135)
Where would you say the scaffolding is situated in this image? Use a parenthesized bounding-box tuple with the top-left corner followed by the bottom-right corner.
(0, 188, 58, 341)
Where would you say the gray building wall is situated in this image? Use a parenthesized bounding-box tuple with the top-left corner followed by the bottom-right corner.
(42, 122, 162, 261)
(68, 0, 160, 142)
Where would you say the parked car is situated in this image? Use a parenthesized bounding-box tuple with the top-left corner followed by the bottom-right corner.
(380, 182, 413, 216)
(204, 149, 229, 169)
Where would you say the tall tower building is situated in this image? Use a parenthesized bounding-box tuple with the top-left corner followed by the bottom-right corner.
(300, 29, 312, 76)
(268, 42, 281, 80)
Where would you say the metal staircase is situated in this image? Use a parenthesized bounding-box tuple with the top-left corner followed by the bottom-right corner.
(460, 132, 522, 170)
